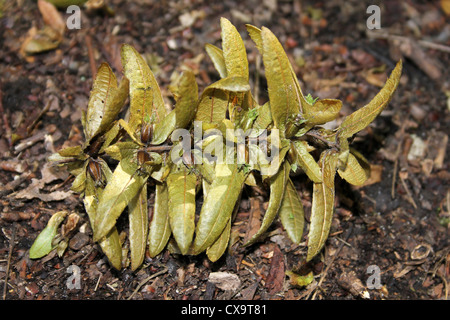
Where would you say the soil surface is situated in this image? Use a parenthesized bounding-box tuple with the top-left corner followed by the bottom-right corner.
(0, 0, 449, 300)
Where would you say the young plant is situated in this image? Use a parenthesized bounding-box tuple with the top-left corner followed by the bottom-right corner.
(244, 24, 402, 261)
(31, 18, 402, 271)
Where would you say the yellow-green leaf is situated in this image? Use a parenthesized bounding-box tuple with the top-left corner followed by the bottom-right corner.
(148, 182, 171, 257)
(84, 63, 129, 142)
(205, 43, 227, 78)
(244, 161, 290, 246)
(121, 44, 167, 129)
(303, 99, 342, 125)
(338, 149, 371, 186)
(338, 60, 402, 139)
(128, 183, 148, 271)
(278, 179, 304, 244)
(93, 158, 148, 242)
(306, 151, 338, 261)
(195, 76, 249, 125)
(261, 27, 301, 133)
(98, 227, 122, 270)
(291, 141, 322, 183)
(152, 71, 198, 145)
(166, 167, 197, 255)
(30, 210, 68, 259)
(83, 165, 122, 270)
(193, 163, 246, 254)
(220, 17, 249, 81)
(206, 217, 231, 262)
(246, 24, 263, 53)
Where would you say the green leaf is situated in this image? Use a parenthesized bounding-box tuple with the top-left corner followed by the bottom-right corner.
(30, 210, 68, 259)
(166, 167, 197, 255)
(220, 17, 249, 81)
(291, 141, 322, 183)
(205, 43, 227, 78)
(84, 63, 129, 143)
(193, 163, 246, 254)
(93, 158, 148, 242)
(244, 161, 290, 246)
(148, 182, 171, 257)
(206, 217, 231, 262)
(121, 44, 167, 129)
(286, 270, 314, 287)
(337, 149, 371, 186)
(337, 60, 402, 140)
(278, 178, 304, 244)
(128, 183, 148, 271)
(261, 27, 301, 133)
(306, 151, 338, 261)
(304, 93, 318, 105)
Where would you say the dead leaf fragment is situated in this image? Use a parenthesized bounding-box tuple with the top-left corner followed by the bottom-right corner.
(208, 272, 241, 291)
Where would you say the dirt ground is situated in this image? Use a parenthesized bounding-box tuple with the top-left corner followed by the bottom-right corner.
(0, 0, 449, 300)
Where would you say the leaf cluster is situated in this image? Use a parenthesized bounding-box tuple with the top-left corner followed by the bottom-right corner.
(31, 18, 402, 270)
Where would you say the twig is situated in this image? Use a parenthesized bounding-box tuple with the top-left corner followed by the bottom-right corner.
(2, 223, 17, 300)
(146, 145, 173, 152)
(27, 96, 52, 135)
(127, 267, 168, 300)
(85, 34, 97, 78)
(367, 30, 450, 53)
(309, 226, 353, 300)
(0, 81, 12, 147)
(400, 175, 418, 209)
(391, 139, 403, 199)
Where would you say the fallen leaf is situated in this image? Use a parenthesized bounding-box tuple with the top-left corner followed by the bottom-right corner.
(265, 244, 285, 295)
(208, 272, 241, 291)
(38, 0, 65, 35)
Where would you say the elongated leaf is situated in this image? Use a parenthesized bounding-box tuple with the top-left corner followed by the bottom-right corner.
(306, 151, 338, 261)
(193, 163, 246, 254)
(205, 43, 227, 78)
(206, 217, 231, 262)
(166, 167, 197, 255)
(292, 141, 322, 183)
(30, 210, 67, 259)
(174, 71, 198, 129)
(195, 76, 250, 125)
(85, 63, 129, 142)
(152, 71, 198, 145)
(98, 227, 122, 270)
(303, 99, 342, 125)
(278, 179, 304, 244)
(128, 183, 148, 270)
(93, 158, 148, 242)
(83, 159, 122, 270)
(246, 24, 263, 53)
(244, 161, 290, 246)
(252, 102, 272, 131)
(152, 109, 176, 145)
(338, 60, 402, 139)
(121, 44, 167, 129)
(338, 149, 371, 186)
(57, 145, 84, 158)
(261, 27, 301, 133)
(220, 17, 249, 81)
(148, 182, 171, 257)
